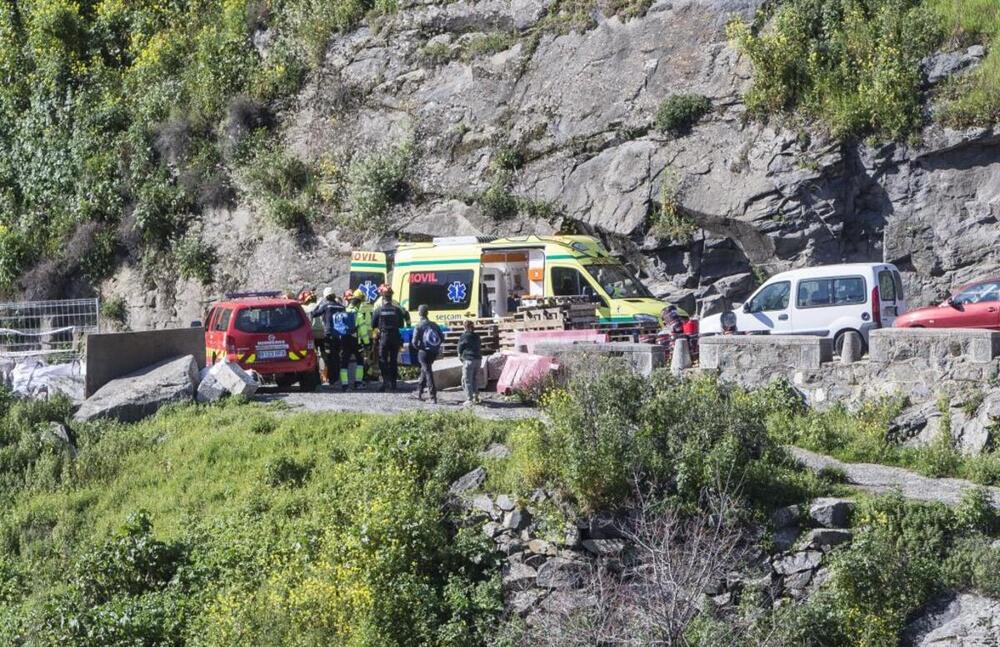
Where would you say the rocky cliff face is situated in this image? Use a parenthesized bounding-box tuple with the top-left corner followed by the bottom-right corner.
(104, 0, 1000, 329)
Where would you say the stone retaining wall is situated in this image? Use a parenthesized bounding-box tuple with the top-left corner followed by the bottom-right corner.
(870, 328, 1000, 365)
(697, 329, 1000, 408)
(532, 341, 665, 377)
(700, 335, 832, 371)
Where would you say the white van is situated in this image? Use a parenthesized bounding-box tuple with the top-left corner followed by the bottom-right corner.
(700, 263, 906, 353)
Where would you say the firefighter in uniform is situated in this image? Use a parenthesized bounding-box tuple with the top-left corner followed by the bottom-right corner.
(371, 284, 410, 392)
(309, 288, 345, 386)
(341, 289, 371, 390)
(356, 286, 376, 382)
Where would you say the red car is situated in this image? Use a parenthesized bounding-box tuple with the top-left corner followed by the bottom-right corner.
(894, 278, 1000, 330)
(203, 292, 320, 391)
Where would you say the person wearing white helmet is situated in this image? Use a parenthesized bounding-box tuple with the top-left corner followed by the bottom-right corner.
(310, 287, 345, 386)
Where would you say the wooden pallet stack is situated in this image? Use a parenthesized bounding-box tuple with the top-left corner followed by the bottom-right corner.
(595, 320, 660, 343)
(440, 319, 500, 357)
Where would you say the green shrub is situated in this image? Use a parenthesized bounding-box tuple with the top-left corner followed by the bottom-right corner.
(728, 0, 943, 138)
(263, 456, 313, 488)
(419, 40, 453, 64)
(955, 486, 998, 534)
(654, 94, 711, 135)
(174, 235, 217, 285)
(929, 0, 1000, 127)
(648, 172, 696, 242)
(0, 406, 508, 645)
(478, 178, 519, 220)
(530, 362, 798, 510)
(0, 0, 379, 294)
(244, 144, 322, 229)
(100, 296, 128, 325)
(491, 145, 524, 173)
(768, 494, 961, 645)
(346, 141, 414, 230)
(248, 417, 277, 435)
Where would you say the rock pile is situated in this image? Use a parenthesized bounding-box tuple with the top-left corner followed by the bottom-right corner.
(451, 457, 859, 622)
(450, 464, 615, 620)
(765, 498, 854, 602)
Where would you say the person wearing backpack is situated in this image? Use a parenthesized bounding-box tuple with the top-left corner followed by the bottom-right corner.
(410, 304, 443, 403)
(310, 287, 345, 386)
(333, 292, 364, 391)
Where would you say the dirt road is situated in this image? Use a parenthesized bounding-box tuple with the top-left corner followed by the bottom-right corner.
(257, 380, 541, 421)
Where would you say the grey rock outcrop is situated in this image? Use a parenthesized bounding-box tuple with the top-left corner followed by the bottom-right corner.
(102, 0, 1000, 330)
(449, 467, 486, 495)
(903, 592, 1000, 646)
(74, 356, 200, 424)
(535, 557, 586, 590)
(808, 498, 855, 529)
(803, 528, 852, 551)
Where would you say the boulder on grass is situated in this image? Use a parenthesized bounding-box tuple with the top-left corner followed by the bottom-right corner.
(74, 355, 199, 424)
(197, 361, 259, 403)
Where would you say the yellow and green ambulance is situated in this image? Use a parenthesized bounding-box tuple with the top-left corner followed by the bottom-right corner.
(350, 235, 676, 325)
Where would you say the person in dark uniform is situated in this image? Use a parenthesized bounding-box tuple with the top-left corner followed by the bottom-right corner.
(310, 287, 345, 386)
(370, 284, 410, 392)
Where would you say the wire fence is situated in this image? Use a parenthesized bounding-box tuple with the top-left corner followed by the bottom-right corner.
(0, 298, 101, 361)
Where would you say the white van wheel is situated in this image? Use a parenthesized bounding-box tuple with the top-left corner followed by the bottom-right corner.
(833, 329, 865, 356)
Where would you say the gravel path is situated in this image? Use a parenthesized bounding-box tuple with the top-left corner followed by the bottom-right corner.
(256, 380, 542, 421)
(788, 446, 1000, 509)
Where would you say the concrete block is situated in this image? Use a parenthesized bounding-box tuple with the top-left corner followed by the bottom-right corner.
(86, 327, 205, 397)
(840, 331, 864, 364)
(514, 330, 609, 354)
(196, 371, 226, 403)
(699, 335, 833, 370)
(671, 338, 692, 375)
(212, 361, 259, 398)
(486, 353, 508, 382)
(870, 328, 1000, 364)
(432, 357, 464, 389)
(431, 357, 487, 391)
(531, 341, 665, 377)
(197, 361, 259, 403)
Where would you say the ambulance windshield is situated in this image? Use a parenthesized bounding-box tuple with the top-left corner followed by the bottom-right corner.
(583, 263, 652, 299)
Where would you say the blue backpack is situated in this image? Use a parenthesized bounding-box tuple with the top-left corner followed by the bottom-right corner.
(333, 311, 357, 337)
(422, 324, 442, 353)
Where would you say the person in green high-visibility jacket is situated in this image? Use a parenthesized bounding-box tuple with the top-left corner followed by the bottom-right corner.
(339, 289, 371, 390)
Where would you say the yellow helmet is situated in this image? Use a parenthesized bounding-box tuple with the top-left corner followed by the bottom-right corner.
(352, 289, 365, 301)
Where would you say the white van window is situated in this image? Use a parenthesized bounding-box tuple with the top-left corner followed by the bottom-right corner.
(892, 271, 905, 301)
(953, 282, 1000, 305)
(747, 281, 790, 313)
(796, 277, 866, 308)
(878, 270, 897, 302)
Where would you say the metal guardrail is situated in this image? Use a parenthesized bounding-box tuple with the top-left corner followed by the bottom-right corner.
(0, 298, 101, 361)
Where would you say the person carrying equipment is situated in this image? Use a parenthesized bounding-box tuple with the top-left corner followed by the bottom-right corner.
(310, 287, 345, 386)
(410, 304, 443, 403)
(339, 289, 370, 390)
(370, 284, 410, 392)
